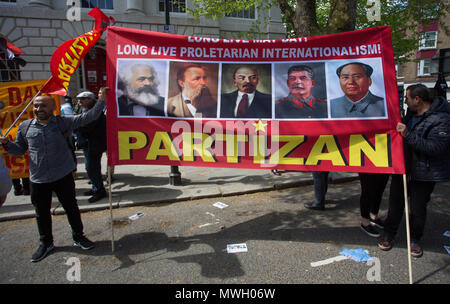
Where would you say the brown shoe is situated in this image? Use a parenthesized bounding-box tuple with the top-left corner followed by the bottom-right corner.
(410, 242, 423, 258)
(378, 234, 394, 251)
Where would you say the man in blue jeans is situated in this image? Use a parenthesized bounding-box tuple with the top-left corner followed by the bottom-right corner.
(304, 171, 329, 210)
(0, 88, 107, 262)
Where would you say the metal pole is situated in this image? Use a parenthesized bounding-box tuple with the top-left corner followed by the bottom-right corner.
(165, 0, 182, 185)
(165, 0, 170, 26)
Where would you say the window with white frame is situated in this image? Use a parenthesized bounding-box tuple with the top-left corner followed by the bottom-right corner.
(419, 31, 437, 50)
(81, 0, 113, 9)
(159, 0, 186, 13)
(417, 59, 432, 76)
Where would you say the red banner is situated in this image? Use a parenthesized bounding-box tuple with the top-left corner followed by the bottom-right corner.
(106, 25, 405, 174)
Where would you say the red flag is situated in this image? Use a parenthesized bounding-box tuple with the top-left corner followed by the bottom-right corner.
(39, 76, 66, 96)
(6, 41, 24, 56)
(41, 8, 113, 96)
(89, 7, 115, 33)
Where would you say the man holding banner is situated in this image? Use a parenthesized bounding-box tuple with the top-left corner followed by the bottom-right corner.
(0, 89, 107, 262)
(379, 84, 450, 257)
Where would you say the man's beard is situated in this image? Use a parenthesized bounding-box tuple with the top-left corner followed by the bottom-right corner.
(191, 87, 216, 110)
(127, 85, 161, 107)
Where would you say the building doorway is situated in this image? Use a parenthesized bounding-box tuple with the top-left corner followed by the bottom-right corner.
(83, 46, 106, 94)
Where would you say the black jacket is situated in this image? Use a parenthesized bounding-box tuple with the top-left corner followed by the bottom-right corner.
(403, 96, 450, 182)
(220, 90, 272, 119)
(118, 95, 165, 116)
(77, 102, 107, 156)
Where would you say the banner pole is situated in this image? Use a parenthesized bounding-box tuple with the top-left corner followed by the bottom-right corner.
(2, 89, 42, 138)
(108, 165, 115, 252)
(403, 174, 413, 284)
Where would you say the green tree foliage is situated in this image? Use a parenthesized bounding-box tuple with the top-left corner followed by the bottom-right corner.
(187, 0, 449, 63)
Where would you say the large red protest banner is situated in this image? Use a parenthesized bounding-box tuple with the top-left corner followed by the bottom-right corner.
(106, 25, 404, 174)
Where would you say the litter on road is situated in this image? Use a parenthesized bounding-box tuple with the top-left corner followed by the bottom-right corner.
(339, 248, 374, 262)
(310, 255, 348, 267)
(129, 212, 145, 221)
(227, 243, 248, 253)
(213, 202, 228, 209)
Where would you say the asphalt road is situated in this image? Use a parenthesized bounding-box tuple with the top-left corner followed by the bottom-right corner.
(0, 179, 449, 289)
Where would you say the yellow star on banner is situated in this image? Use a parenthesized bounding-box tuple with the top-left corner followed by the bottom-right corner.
(253, 119, 268, 133)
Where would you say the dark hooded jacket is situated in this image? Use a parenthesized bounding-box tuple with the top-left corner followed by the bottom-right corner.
(403, 96, 450, 182)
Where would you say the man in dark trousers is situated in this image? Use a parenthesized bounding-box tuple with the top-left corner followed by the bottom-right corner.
(0, 88, 107, 262)
(378, 84, 450, 257)
(76, 90, 107, 203)
(220, 66, 272, 119)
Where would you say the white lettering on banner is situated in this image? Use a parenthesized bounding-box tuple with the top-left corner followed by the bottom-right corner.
(117, 44, 148, 55)
(115, 44, 381, 59)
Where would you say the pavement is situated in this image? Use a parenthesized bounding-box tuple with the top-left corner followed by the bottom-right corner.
(0, 151, 358, 222)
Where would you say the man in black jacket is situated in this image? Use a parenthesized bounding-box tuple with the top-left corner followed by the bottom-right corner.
(378, 84, 450, 257)
(76, 91, 107, 203)
(220, 66, 272, 119)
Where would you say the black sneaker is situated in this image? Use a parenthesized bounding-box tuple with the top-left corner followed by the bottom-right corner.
(74, 235, 95, 250)
(88, 190, 107, 203)
(84, 190, 95, 196)
(370, 217, 384, 229)
(360, 224, 380, 237)
(304, 202, 325, 211)
(31, 243, 54, 262)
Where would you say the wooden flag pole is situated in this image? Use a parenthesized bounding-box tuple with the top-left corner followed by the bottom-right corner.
(108, 165, 115, 252)
(403, 174, 413, 284)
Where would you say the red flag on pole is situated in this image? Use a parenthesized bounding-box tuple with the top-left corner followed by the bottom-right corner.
(39, 76, 66, 96)
(40, 8, 114, 96)
(89, 7, 116, 33)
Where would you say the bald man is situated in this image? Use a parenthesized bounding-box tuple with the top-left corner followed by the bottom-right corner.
(0, 89, 107, 262)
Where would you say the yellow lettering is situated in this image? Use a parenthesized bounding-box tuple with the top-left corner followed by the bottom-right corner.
(253, 135, 267, 164)
(57, 68, 71, 81)
(182, 132, 215, 162)
(64, 52, 79, 68)
(306, 135, 346, 166)
(58, 61, 74, 75)
(118, 131, 148, 160)
(215, 133, 248, 163)
(349, 134, 389, 167)
(79, 36, 89, 46)
(270, 135, 305, 165)
(146, 132, 180, 161)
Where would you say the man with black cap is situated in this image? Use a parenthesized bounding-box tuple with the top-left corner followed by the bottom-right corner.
(330, 62, 385, 118)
